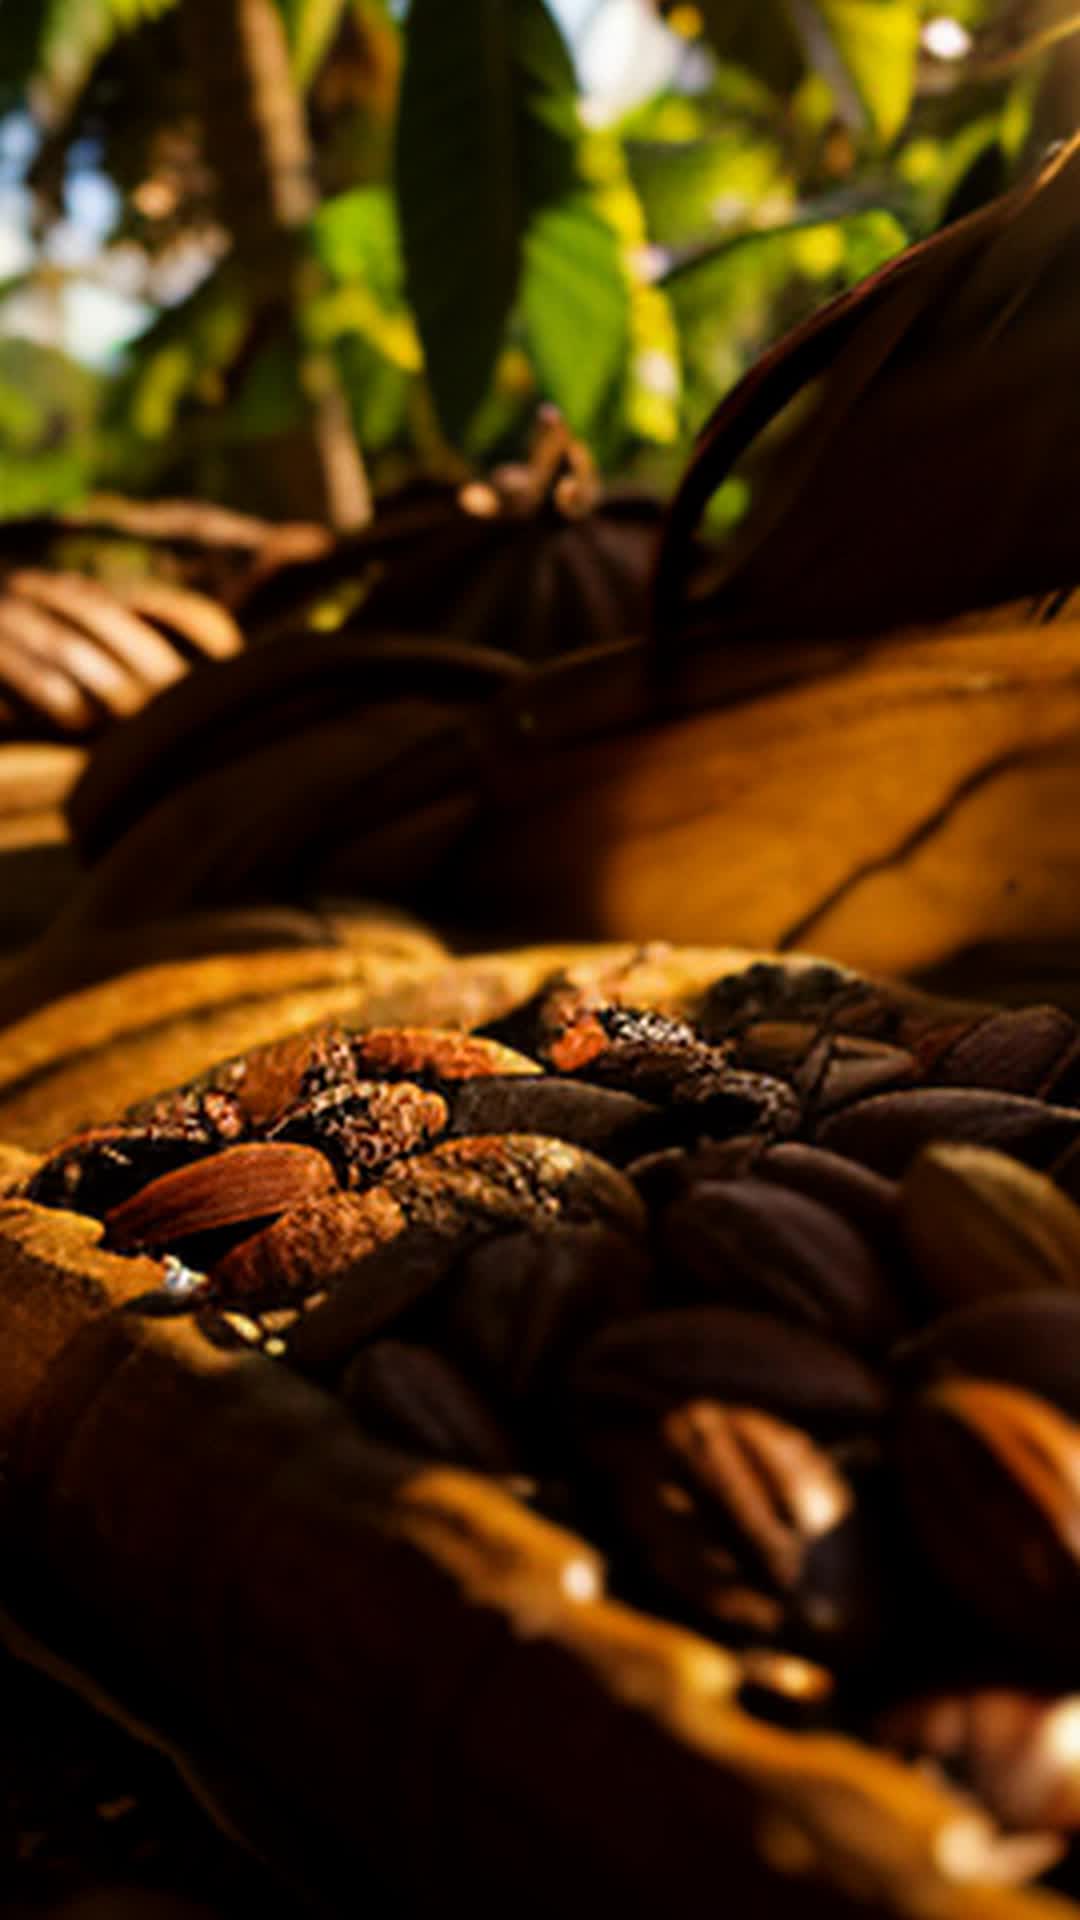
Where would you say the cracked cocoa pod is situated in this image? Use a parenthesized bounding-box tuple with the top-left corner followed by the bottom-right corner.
(898, 1379, 1080, 1663)
(661, 1176, 899, 1351)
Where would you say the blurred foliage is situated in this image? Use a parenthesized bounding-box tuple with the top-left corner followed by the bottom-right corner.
(0, 0, 1075, 516)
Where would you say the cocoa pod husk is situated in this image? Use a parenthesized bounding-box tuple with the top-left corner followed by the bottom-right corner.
(0, 1199, 1057, 1918)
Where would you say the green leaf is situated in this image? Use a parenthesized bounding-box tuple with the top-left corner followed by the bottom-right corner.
(274, 0, 350, 86)
(394, 0, 581, 443)
(519, 196, 627, 437)
(313, 187, 403, 300)
(795, 1, 921, 143)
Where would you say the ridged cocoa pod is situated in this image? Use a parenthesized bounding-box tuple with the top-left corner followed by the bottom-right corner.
(341, 1341, 516, 1472)
(661, 1177, 900, 1351)
(569, 1309, 885, 1433)
(894, 1291, 1080, 1421)
(104, 1142, 338, 1254)
(877, 1689, 1080, 1833)
(901, 1145, 1080, 1313)
(819, 1090, 1080, 1177)
(445, 1225, 650, 1404)
(898, 1378, 1080, 1665)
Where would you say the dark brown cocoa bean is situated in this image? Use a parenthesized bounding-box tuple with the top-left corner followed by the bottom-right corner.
(341, 1340, 515, 1471)
(445, 1225, 650, 1401)
(803, 1037, 917, 1116)
(662, 1177, 900, 1351)
(447, 1077, 658, 1161)
(266, 1079, 448, 1185)
(283, 1230, 458, 1378)
(754, 1144, 900, 1253)
(894, 1291, 1080, 1420)
(876, 1688, 1080, 1832)
(897, 1378, 1080, 1665)
(818, 1089, 1080, 1177)
(929, 1008, 1080, 1099)
(900, 1145, 1080, 1316)
(569, 1308, 885, 1432)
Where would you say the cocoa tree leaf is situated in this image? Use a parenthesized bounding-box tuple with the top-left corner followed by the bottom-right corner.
(519, 195, 628, 437)
(274, 0, 352, 85)
(789, 0, 922, 143)
(394, 0, 581, 443)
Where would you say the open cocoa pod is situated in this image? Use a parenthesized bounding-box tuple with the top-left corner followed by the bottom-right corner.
(6, 939, 1080, 1917)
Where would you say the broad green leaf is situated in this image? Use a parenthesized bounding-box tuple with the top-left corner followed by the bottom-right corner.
(665, 207, 907, 432)
(275, 0, 351, 85)
(394, 0, 582, 442)
(520, 196, 627, 437)
(313, 187, 403, 301)
(627, 130, 791, 249)
(802, 1, 921, 142)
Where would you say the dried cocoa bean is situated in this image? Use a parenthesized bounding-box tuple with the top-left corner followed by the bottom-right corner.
(661, 1176, 899, 1351)
(898, 1378, 1080, 1663)
(819, 1089, 1080, 1176)
(341, 1341, 515, 1471)
(569, 1308, 885, 1432)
